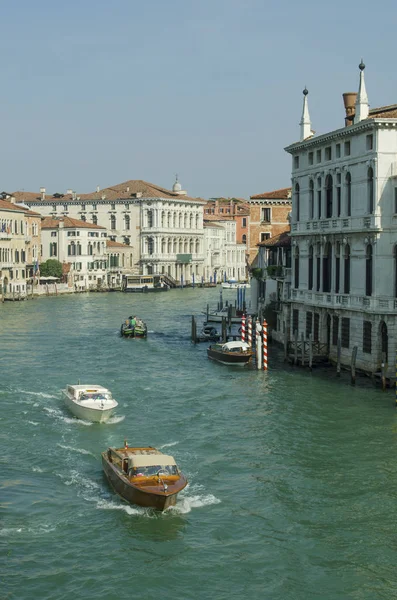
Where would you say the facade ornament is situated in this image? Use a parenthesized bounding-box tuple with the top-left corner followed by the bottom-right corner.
(354, 60, 369, 123)
(300, 87, 313, 141)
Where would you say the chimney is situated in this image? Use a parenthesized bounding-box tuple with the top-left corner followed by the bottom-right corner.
(96, 186, 100, 193)
(343, 92, 357, 127)
(67, 189, 73, 195)
(229, 199, 234, 215)
(40, 187, 46, 201)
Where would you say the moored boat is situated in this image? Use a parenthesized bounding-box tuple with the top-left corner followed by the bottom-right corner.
(102, 442, 188, 511)
(203, 306, 243, 324)
(120, 316, 147, 338)
(207, 340, 254, 366)
(62, 384, 118, 422)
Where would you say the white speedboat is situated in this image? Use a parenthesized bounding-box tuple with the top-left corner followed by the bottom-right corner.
(62, 384, 118, 423)
(203, 306, 244, 324)
(221, 279, 250, 289)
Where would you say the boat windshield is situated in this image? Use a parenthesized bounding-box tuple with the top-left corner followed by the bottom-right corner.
(129, 465, 178, 477)
(80, 392, 110, 401)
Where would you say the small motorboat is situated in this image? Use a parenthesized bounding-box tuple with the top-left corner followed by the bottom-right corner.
(198, 325, 220, 342)
(207, 340, 254, 366)
(102, 442, 188, 511)
(62, 384, 118, 423)
(221, 279, 251, 290)
(120, 317, 147, 338)
(203, 306, 243, 324)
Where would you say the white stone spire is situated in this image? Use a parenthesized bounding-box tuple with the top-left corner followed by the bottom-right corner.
(300, 87, 312, 141)
(354, 60, 369, 123)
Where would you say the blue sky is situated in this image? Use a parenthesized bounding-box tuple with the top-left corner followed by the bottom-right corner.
(1, 0, 396, 199)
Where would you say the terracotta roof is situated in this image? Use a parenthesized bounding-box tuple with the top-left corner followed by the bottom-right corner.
(369, 104, 397, 119)
(13, 180, 206, 204)
(258, 229, 291, 248)
(0, 198, 41, 216)
(106, 240, 131, 248)
(250, 187, 292, 200)
(41, 216, 105, 230)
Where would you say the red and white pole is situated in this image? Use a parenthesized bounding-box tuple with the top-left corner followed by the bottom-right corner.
(241, 314, 246, 343)
(263, 319, 268, 371)
(255, 320, 262, 370)
(247, 317, 253, 349)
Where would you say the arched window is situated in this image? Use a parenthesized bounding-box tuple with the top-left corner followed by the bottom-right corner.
(309, 180, 314, 220)
(76, 243, 82, 256)
(294, 246, 300, 288)
(365, 245, 373, 296)
(317, 177, 322, 218)
(316, 243, 321, 291)
(322, 242, 332, 292)
(345, 172, 352, 216)
(147, 237, 154, 255)
(367, 167, 374, 214)
(147, 210, 153, 228)
(325, 175, 333, 218)
(110, 215, 116, 230)
(68, 242, 76, 256)
(295, 183, 300, 222)
(88, 243, 93, 256)
(308, 245, 313, 290)
(344, 244, 351, 294)
(125, 214, 130, 230)
(162, 238, 166, 253)
(335, 242, 341, 293)
(242, 234, 247, 244)
(81, 215, 86, 222)
(92, 215, 98, 225)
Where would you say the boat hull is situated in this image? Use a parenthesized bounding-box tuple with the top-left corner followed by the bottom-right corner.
(204, 314, 242, 324)
(207, 347, 253, 366)
(62, 392, 116, 423)
(101, 454, 187, 510)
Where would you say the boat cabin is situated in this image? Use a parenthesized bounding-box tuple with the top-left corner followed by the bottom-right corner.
(221, 341, 251, 353)
(67, 385, 112, 402)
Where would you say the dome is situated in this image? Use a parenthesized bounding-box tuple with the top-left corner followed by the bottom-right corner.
(173, 176, 182, 193)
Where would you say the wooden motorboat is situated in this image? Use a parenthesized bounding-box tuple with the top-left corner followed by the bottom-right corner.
(207, 340, 254, 366)
(203, 306, 243, 324)
(62, 384, 118, 423)
(102, 443, 188, 511)
(120, 317, 147, 338)
(197, 325, 220, 342)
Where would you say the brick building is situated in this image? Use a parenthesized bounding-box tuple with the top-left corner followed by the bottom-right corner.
(247, 188, 292, 265)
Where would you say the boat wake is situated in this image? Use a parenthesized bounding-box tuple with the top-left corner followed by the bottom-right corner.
(18, 389, 58, 399)
(169, 492, 221, 514)
(106, 415, 125, 425)
(57, 444, 96, 457)
(96, 498, 146, 516)
(43, 406, 94, 426)
(158, 441, 179, 449)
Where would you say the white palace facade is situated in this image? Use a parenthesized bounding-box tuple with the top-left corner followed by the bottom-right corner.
(284, 62, 397, 377)
(15, 178, 206, 284)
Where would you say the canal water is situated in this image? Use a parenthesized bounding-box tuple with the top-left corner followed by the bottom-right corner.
(1, 288, 397, 600)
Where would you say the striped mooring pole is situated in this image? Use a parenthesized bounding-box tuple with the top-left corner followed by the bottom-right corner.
(247, 317, 253, 349)
(263, 319, 268, 371)
(241, 314, 246, 343)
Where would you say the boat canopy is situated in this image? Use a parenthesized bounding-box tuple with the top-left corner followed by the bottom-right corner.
(222, 341, 250, 351)
(128, 454, 177, 468)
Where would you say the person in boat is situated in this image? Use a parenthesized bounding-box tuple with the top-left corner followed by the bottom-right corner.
(129, 316, 136, 328)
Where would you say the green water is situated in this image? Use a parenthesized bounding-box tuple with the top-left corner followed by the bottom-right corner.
(1, 288, 397, 600)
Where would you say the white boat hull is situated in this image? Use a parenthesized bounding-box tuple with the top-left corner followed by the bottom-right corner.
(221, 283, 250, 289)
(62, 391, 117, 423)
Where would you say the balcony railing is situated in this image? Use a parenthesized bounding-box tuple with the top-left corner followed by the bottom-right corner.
(290, 289, 397, 312)
(292, 214, 381, 234)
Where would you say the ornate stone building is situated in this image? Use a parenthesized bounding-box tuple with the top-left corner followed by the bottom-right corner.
(15, 177, 205, 284)
(285, 61, 397, 377)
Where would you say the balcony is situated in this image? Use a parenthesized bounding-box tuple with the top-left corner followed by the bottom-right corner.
(266, 265, 291, 280)
(290, 289, 397, 313)
(0, 231, 11, 240)
(291, 214, 382, 235)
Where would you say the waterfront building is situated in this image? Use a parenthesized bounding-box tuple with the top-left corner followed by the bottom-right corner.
(247, 188, 292, 265)
(106, 240, 135, 289)
(15, 177, 206, 284)
(203, 219, 247, 283)
(203, 198, 250, 245)
(0, 197, 41, 299)
(250, 230, 291, 343)
(41, 216, 108, 291)
(284, 62, 397, 377)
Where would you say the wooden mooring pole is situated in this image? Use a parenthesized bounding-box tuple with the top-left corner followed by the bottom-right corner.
(351, 346, 357, 385)
(294, 329, 298, 365)
(301, 333, 305, 367)
(308, 334, 313, 371)
(191, 316, 197, 344)
(337, 338, 341, 377)
(381, 352, 387, 391)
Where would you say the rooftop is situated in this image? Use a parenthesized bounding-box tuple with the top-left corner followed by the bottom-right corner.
(250, 187, 292, 201)
(41, 216, 105, 230)
(258, 229, 291, 248)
